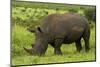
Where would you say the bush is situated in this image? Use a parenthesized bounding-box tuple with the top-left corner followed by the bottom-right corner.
(68, 8, 78, 13)
(89, 21, 95, 29)
(84, 7, 96, 22)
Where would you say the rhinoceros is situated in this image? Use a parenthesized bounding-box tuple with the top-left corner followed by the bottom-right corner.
(24, 13, 90, 56)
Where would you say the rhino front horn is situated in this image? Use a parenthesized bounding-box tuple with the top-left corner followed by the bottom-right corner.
(23, 47, 33, 55)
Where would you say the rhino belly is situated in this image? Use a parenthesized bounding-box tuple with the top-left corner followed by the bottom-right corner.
(63, 27, 84, 44)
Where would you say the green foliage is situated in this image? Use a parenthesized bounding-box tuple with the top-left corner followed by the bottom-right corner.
(84, 7, 96, 22)
(12, 24, 35, 57)
(68, 8, 78, 13)
(12, 7, 67, 27)
(89, 21, 96, 28)
(12, 1, 96, 27)
(12, 1, 81, 10)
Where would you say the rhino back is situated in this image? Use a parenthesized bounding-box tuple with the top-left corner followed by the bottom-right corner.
(40, 13, 89, 42)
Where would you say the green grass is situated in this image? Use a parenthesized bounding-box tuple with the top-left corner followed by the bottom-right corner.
(11, 1, 96, 65)
(12, 1, 95, 10)
(12, 1, 96, 66)
(12, 1, 80, 10)
(12, 1, 96, 27)
(12, 24, 35, 57)
(12, 24, 96, 66)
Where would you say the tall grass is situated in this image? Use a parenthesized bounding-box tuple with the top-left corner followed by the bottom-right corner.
(12, 24, 96, 66)
(12, 24, 35, 57)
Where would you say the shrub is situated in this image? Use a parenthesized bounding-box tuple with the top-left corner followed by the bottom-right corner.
(84, 7, 96, 22)
(68, 8, 78, 13)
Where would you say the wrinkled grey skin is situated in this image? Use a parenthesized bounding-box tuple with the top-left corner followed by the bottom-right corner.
(24, 13, 90, 56)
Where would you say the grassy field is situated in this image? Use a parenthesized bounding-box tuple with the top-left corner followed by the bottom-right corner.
(12, 24, 96, 66)
(12, 1, 90, 10)
(12, 1, 96, 66)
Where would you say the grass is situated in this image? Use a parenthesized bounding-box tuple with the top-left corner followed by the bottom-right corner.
(12, 24, 34, 57)
(12, 1, 95, 10)
(12, 1, 96, 66)
(12, 24, 96, 66)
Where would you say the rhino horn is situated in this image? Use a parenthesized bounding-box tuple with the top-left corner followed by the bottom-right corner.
(23, 47, 33, 55)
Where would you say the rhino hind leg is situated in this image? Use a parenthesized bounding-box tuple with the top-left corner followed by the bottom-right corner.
(83, 29, 90, 52)
(54, 39, 63, 55)
(75, 38, 82, 52)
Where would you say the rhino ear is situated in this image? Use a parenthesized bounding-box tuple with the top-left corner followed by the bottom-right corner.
(37, 27, 42, 33)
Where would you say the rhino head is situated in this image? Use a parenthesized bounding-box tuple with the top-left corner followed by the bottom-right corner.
(24, 27, 48, 56)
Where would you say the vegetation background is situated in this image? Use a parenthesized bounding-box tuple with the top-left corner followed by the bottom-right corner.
(12, 1, 96, 66)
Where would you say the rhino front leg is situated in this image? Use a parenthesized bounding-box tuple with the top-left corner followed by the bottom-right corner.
(54, 39, 63, 55)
